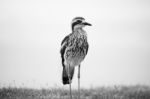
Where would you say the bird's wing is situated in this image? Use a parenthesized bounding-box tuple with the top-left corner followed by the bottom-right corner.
(60, 34, 70, 67)
(61, 34, 70, 46)
(85, 42, 89, 55)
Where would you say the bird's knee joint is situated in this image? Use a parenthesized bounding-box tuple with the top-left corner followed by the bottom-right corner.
(78, 74, 80, 78)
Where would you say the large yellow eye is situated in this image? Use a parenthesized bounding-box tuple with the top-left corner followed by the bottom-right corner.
(76, 20, 82, 24)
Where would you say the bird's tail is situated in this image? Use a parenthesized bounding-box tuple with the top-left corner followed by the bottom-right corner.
(62, 66, 75, 85)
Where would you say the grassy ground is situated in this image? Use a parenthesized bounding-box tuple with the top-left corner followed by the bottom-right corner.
(0, 85, 150, 99)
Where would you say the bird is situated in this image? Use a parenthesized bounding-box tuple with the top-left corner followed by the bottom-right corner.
(60, 17, 92, 99)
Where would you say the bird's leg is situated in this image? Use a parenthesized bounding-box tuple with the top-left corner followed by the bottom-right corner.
(78, 64, 81, 99)
(68, 64, 72, 99)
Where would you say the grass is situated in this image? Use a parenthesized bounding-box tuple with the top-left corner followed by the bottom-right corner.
(0, 85, 150, 99)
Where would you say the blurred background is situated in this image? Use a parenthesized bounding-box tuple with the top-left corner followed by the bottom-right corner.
(0, 0, 150, 89)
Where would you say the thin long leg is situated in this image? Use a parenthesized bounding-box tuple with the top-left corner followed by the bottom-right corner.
(68, 65, 72, 99)
(78, 64, 81, 99)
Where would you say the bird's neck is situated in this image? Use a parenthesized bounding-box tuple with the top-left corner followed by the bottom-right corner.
(73, 28, 86, 35)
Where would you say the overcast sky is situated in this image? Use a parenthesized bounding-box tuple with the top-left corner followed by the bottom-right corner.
(0, 0, 150, 88)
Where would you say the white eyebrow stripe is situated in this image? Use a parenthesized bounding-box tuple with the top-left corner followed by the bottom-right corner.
(72, 19, 85, 24)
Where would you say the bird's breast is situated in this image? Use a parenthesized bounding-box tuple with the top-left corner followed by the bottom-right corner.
(71, 35, 87, 55)
(65, 35, 88, 66)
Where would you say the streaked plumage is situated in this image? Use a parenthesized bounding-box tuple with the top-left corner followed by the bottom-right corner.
(60, 17, 91, 85)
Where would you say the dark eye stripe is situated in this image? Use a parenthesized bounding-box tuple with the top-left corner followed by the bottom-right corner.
(76, 20, 82, 23)
(72, 20, 82, 31)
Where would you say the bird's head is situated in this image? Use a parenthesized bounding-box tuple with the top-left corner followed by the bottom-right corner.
(71, 17, 92, 31)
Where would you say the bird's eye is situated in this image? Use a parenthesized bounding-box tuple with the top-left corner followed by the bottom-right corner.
(77, 20, 82, 23)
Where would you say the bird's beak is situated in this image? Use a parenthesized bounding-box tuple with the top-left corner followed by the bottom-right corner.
(83, 22, 92, 26)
